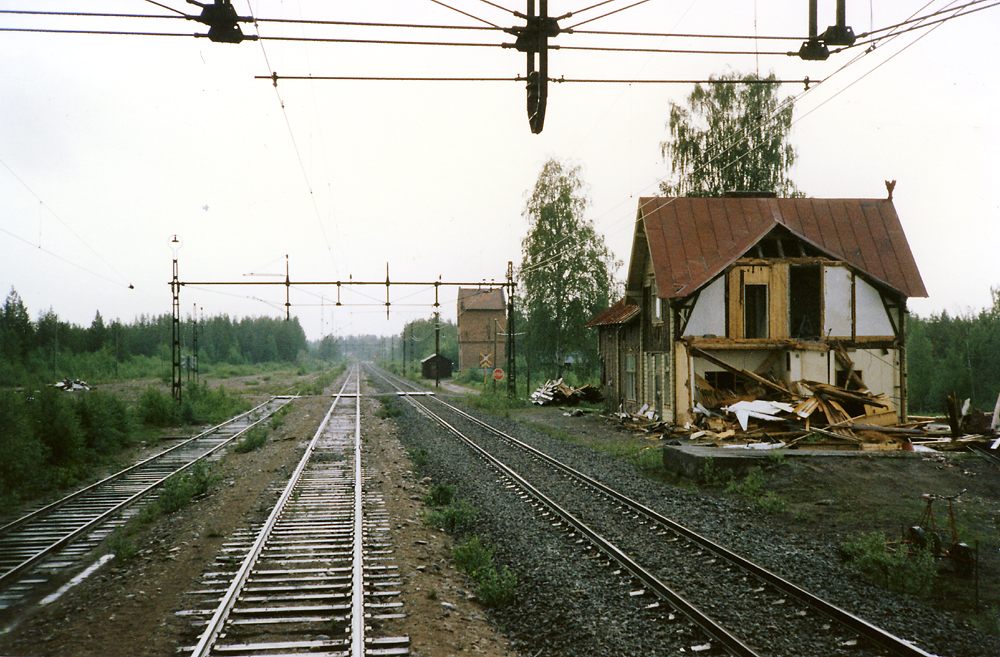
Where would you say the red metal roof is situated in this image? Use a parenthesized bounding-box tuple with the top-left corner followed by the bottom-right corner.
(637, 196, 927, 299)
(458, 287, 506, 310)
(586, 298, 640, 328)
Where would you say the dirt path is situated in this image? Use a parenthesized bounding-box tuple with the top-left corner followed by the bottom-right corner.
(0, 382, 515, 657)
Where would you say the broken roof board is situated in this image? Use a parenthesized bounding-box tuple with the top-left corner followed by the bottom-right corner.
(634, 197, 927, 300)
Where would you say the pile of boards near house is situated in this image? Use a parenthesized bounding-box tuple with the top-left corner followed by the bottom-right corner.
(586, 190, 998, 455)
(530, 378, 603, 406)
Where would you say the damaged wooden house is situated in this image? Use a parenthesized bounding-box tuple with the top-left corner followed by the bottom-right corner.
(587, 192, 927, 429)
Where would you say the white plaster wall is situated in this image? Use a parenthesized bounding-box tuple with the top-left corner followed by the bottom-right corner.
(800, 350, 830, 382)
(683, 276, 726, 337)
(692, 350, 774, 379)
(824, 265, 853, 337)
(849, 348, 899, 401)
(855, 278, 895, 336)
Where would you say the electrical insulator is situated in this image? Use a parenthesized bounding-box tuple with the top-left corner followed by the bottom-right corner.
(192, 0, 247, 44)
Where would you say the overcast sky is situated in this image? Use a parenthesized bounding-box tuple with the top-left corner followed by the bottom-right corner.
(2, 1, 997, 341)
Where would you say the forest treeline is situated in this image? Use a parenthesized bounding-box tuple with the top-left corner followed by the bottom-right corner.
(907, 289, 1000, 413)
(0, 288, 309, 385)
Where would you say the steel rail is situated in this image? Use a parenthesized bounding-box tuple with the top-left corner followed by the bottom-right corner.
(368, 366, 759, 657)
(188, 368, 359, 657)
(376, 367, 937, 657)
(426, 393, 938, 657)
(0, 398, 278, 537)
(0, 397, 292, 590)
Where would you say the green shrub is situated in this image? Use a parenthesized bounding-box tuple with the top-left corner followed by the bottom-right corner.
(107, 528, 138, 561)
(841, 531, 938, 596)
(452, 535, 517, 608)
(32, 387, 86, 466)
(476, 564, 518, 607)
(0, 391, 48, 501)
(156, 461, 215, 514)
(409, 447, 428, 469)
(453, 535, 494, 576)
(376, 401, 402, 419)
(425, 500, 477, 535)
(76, 391, 133, 455)
(726, 467, 787, 512)
(234, 426, 268, 453)
(424, 483, 455, 507)
(138, 387, 177, 427)
(466, 390, 525, 417)
(185, 382, 246, 424)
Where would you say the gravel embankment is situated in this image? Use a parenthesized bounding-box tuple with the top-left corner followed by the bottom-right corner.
(381, 386, 997, 657)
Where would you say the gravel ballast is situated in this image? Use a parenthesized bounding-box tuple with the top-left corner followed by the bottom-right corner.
(377, 381, 998, 657)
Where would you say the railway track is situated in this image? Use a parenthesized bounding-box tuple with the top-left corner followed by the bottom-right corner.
(370, 366, 937, 657)
(0, 395, 294, 616)
(179, 366, 408, 657)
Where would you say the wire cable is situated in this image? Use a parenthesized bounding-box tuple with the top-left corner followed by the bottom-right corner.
(427, 0, 502, 29)
(565, 0, 652, 30)
(1, 157, 133, 287)
(0, 9, 184, 20)
(144, 0, 189, 17)
(245, 0, 340, 277)
(1, 227, 131, 290)
(476, 0, 520, 17)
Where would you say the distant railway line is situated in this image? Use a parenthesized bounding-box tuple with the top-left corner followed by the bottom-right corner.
(0, 395, 294, 616)
(369, 366, 936, 657)
(178, 366, 408, 657)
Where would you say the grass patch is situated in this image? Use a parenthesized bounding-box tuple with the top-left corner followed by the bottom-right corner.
(106, 528, 139, 561)
(452, 535, 517, 608)
(465, 389, 526, 418)
(152, 461, 216, 516)
(530, 421, 665, 476)
(376, 400, 402, 419)
(840, 531, 938, 596)
(425, 500, 477, 535)
(233, 426, 268, 453)
(424, 483, 455, 507)
(409, 447, 428, 469)
(725, 467, 787, 513)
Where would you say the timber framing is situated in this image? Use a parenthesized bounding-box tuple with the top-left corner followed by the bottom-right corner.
(589, 194, 926, 425)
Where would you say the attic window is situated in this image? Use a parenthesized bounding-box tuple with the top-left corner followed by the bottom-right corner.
(744, 284, 769, 338)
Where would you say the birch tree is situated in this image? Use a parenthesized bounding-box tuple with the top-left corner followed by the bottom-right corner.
(520, 160, 617, 379)
(660, 72, 799, 197)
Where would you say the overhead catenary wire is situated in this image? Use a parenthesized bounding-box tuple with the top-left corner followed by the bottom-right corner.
(565, 0, 653, 30)
(244, 0, 341, 278)
(1, 157, 133, 288)
(831, 0, 1000, 53)
(521, 0, 966, 271)
(143, 0, 188, 17)
(521, 1, 971, 277)
(259, 74, 811, 84)
(0, 227, 131, 290)
(427, 0, 502, 29)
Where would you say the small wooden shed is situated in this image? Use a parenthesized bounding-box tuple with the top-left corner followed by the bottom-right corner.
(421, 353, 453, 380)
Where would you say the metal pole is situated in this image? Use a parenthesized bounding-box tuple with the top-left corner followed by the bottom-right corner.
(193, 304, 200, 385)
(284, 254, 291, 321)
(171, 255, 182, 403)
(506, 261, 515, 398)
(493, 318, 498, 393)
(434, 280, 441, 388)
(808, 0, 817, 37)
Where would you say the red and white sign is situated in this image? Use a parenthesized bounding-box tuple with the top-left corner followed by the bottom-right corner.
(492, 368, 505, 381)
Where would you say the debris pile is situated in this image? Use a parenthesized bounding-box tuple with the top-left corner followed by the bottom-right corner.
(51, 378, 92, 392)
(530, 379, 603, 406)
(613, 346, 999, 454)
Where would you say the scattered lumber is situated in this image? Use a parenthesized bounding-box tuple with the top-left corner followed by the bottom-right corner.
(530, 379, 603, 406)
